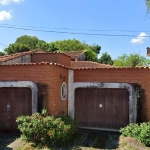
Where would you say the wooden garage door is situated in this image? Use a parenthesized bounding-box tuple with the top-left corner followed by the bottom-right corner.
(75, 88, 129, 130)
(0, 88, 32, 132)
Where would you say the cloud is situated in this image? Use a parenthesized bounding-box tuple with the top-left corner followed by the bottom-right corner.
(131, 32, 148, 44)
(0, 11, 12, 21)
(0, 0, 24, 5)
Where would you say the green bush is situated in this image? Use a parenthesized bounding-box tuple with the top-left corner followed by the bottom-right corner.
(120, 122, 150, 146)
(16, 109, 78, 148)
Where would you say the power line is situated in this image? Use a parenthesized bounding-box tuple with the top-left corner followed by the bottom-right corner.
(0, 23, 150, 33)
(0, 25, 150, 37)
(0, 43, 7, 46)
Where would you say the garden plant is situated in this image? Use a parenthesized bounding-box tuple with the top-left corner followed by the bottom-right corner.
(16, 109, 78, 148)
(120, 122, 150, 146)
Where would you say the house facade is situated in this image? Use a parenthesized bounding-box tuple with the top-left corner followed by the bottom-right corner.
(0, 50, 149, 132)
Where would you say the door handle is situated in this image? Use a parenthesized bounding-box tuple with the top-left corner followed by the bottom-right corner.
(99, 104, 103, 108)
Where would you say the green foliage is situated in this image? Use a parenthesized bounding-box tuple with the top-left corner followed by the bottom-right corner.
(48, 39, 101, 61)
(84, 49, 98, 62)
(48, 43, 59, 52)
(5, 35, 50, 54)
(114, 53, 150, 67)
(87, 43, 101, 54)
(15, 35, 39, 50)
(5, 43, 30, 54)
(99, 52, 113, 65)
(120, 122, 150, 146)
(60, 113, 78, 135)
(49, 39, 86, 52)
(36, 40, 50, 51)
(146, 0, 150, 12)
(48, 39, 101, 55)
(0, 51, 5, 56)
(5, 36, 101, 61)
(120, 124, 141, 138)
(16, 109, 78, 148)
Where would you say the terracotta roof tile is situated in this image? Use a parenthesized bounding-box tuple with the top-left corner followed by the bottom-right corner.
(0, 61, 71, 69)
(71, 61, 114, 68)
(64, 51, 84, 58)
(0, 61, 150, 70)
(0, 50, 72, 62)
(73, 65, 150, 70)
(0, 50, 36, 62)
(33, 51, 72, 58)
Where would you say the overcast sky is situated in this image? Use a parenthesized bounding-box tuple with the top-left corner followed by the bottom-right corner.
(0, 0, 150, 59)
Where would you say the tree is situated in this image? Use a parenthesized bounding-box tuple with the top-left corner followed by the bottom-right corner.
(113, 53, 150, 67)
(88, 44, 101, 54)
(5, 43, 30, 54)
(5, 35, 50, 54)
(15, 35, 39, 50)
(48, 39, 86, 52)
(0, 51, 5, 56)
(146, 0, 150, 11)
(4, 36, 101, 61)
(84, 49, 98, 62)
(48, 39, 101, 62)
(36, 40, 49, 51)
(48, 39, 101, 54)
(99, 52, 113, 65)
(48, 43, 59, 52)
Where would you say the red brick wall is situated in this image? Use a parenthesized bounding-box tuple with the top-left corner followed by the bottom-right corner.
(74, 68, 150, 122)
(0, 64, 68, 115)
(32, 53, 71, 67)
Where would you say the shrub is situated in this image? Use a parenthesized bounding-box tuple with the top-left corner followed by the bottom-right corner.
(120, 122, 150, 146)
(60, 113, 78, 134)
(16, 109, 78, 148)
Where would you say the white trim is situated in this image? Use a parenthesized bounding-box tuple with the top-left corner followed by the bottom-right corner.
(68, 70, 74, 116)
(68, 80, 136, 124)
(61, 82, 67, 100)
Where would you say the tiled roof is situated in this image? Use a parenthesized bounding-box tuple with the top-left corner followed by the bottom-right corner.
(32, 50, 83, 58)
(71, 61, 150, 69)
(64, 51, 84, 58)
(0, 62, 71, 69)
(73, 66, 150, 70)
(0, 51, 34, 62)
(0, 50, 72, 62)
(0, 50, 149, 70)
(0, 61, 149, 70)
(33, 51, 72, 58)
(71, 61, 114, 68)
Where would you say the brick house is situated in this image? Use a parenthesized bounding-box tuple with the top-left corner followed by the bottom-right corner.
(0, 50, 149, 132)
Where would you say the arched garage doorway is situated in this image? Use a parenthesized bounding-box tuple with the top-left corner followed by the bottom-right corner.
(0, 81, 37, 132)
(69, 82, 136, 132)
(75, 88, 129, 131)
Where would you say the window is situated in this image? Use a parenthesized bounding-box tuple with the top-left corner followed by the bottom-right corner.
(61, 82, 67, 100)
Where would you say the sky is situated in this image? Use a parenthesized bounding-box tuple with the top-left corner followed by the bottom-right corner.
(0, 0, 150, 59)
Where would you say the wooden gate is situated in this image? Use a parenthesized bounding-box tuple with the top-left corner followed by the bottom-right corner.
(0, 87, 32, 132)
(75, 88, 129, 130)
